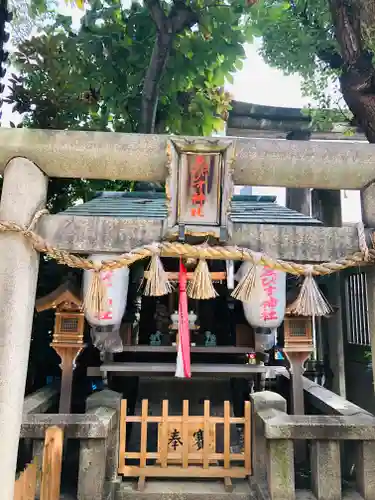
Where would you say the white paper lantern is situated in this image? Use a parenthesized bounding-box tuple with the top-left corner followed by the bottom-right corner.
(238, 263, 286, 329)
(83, 254, 130, 327)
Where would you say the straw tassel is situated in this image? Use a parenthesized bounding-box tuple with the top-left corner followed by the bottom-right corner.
(82, 269, 108, 316)
(231, 262, 257, 302)
(286, 272, 332, 317)
(187, 259, 218, 300)
(143, 253, 173, 296)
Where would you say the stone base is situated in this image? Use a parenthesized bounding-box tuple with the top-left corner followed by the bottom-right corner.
(115, 479, 254, 500)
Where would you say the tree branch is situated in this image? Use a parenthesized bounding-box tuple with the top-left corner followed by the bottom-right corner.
(144, 0, 168, 31)
(316, 47, 343, 69)
(169, 0, 199, 33)
(141, 0, 199, 133)
(140, 32, 172, 133)
(292, 1, 343, 69)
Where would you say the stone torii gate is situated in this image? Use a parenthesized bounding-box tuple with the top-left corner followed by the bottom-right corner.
(1, 128, 375, 499)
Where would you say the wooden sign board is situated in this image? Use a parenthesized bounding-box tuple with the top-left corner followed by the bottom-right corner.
(165, 138, 235, 239)
(157, 418, 216, 464)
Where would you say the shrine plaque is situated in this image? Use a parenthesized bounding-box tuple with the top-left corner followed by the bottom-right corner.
(178, 152, 222, 226)
(165, 138, 235, 237)
(157, 417, 216, 464)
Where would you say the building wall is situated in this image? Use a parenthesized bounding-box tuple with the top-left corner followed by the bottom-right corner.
(234, 186, 253, 196)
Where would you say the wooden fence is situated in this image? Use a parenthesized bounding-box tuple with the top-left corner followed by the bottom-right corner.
(14, 426, 64, 500)
(118, 399, 252, 491)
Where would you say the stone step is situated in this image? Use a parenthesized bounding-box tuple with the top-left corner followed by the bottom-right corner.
(295, 490, 363, 500)
(115, 479, 254, 500)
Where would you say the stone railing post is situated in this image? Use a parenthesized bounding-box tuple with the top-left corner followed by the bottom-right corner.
(360, 183, 375, 393)
(267, 438, 295, 500)
(356, 441, 375, 500)
(250, 391, 291, 499)
(310, 440, 341, 500)
(0, 158, 47, 500)
(78, 389, 122, 500)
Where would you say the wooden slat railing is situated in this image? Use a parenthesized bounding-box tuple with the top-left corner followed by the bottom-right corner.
(14, 426, 64, 500)
(14, 461, 37, 500)
(118, 399, 252, 491)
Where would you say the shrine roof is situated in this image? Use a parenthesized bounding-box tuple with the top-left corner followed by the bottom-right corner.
(62, 192, 322, 226)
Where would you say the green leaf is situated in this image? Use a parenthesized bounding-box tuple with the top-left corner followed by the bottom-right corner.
(226, 73, 234, 84)
(235, 59, 244, 71)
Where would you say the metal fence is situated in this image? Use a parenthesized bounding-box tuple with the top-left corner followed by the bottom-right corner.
(344, 271, 371, 346)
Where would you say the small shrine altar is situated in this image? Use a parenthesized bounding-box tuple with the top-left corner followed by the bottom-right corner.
(27, 137, 332, 448)
(62, 137, 324, 427)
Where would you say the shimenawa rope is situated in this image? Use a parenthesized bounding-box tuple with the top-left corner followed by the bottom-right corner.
(0, 210, 374, 275)
(1, 210, 374, 316)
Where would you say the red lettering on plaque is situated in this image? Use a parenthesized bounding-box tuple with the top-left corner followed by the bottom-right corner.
(190, 155, 209, 217)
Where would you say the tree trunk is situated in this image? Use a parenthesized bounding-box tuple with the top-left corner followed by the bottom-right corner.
(140, 31, 172, 134)
(0, 0, 9, 122)
(330, 0, 375, 143)
(341, 83, 375, 143)
(140, 0, 197, 134)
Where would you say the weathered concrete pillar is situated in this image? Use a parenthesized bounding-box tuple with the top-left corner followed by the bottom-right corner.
(78, 430, 107, 500)
(312, 189, 345, 397)
(361, 182, 375, 227)
(86, 389, 122, 484)
(267, 439, 295, 500)
(321, 274, 346, 397)
(78, 389, 122, 500)
(250, 392, 288, 498)
(310, 440, 341, 500)
(360, 184, 375, 390)
(356, 441, 375, 500)
(0, 158, 47, 500)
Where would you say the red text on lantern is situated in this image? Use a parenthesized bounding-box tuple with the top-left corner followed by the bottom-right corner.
(260, 267, 279, 322)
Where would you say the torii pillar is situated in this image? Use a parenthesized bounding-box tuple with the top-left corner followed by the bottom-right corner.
(361, 183, 375, 391)
(0, 158, 47, 500)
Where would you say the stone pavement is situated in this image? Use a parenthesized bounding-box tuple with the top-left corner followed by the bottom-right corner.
(116, 479, 253, 500)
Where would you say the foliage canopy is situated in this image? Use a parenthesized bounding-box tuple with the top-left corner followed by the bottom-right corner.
(8, 0, 252, 136)
(249, 0, 375, 139)
(4, 0, 255, 208)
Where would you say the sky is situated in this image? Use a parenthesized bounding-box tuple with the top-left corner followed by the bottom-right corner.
(226, 43, 362, 223)
(0, 7, 362, 222)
